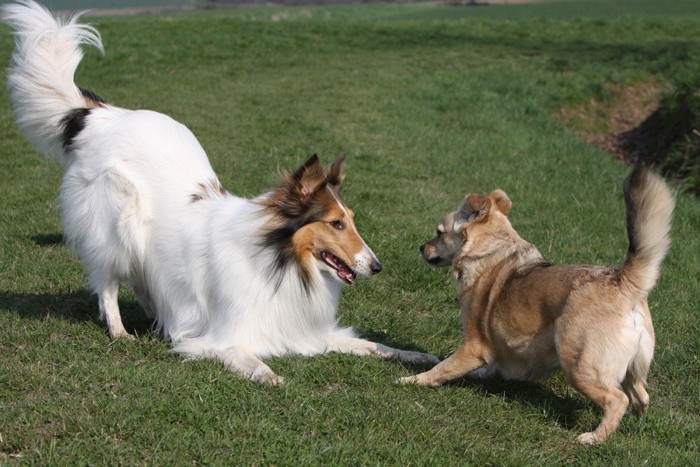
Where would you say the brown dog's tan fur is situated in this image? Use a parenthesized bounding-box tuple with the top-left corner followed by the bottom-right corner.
(399, 169, 674, 444)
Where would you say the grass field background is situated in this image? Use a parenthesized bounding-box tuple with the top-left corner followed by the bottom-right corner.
(1, 0, 699, 464)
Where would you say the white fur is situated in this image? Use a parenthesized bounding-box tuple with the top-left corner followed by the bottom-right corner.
(3, 1, 438, 384)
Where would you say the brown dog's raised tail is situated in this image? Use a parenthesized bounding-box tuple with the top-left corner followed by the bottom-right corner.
(621, 168, 675, 299)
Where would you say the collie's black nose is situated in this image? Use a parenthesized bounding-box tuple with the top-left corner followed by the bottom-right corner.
(419, 244, 425, 254)
(370, 260, 383, 274)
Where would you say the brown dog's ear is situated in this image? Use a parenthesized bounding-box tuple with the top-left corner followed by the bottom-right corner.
(327, 154, 346, 188)
(293, 154, 326, 201)
(454, 193, 491, 231)
(489, 190, 511, 216)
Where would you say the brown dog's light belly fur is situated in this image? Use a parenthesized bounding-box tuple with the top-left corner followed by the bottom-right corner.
(400, 169, 672, 445)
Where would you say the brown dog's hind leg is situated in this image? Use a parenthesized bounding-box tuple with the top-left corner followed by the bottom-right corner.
(397, 341, 487, 387)
(569, 375, 630, 445)
(622, 377, 650, 416)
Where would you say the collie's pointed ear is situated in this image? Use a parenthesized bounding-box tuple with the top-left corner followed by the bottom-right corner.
(489, 189, 511, 216)
(327, 154, 346, 188)
(293, 154, 320, 180)
(293, 154, 325, 201)
(454, 193, 491, 231)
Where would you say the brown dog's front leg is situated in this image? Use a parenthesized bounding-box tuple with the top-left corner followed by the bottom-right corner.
(397, 341, 488, 387)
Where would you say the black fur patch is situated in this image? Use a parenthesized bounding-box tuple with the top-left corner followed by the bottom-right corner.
(61, 108, 91, 149)
(261, 208, 327, 293)
(79, 87, 106, 106)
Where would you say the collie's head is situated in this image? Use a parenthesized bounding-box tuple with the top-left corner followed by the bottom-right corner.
(260, 154, 382, 289)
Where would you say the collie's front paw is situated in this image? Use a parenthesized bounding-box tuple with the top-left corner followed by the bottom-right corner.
(252, 371, 285, 386)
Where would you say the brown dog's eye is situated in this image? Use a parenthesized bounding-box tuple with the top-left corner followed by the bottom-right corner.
(330, 220, 345, 231)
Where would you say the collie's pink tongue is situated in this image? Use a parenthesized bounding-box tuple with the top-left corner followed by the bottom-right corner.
(321, 251, 356, 284)
(338, 268, 356, 285)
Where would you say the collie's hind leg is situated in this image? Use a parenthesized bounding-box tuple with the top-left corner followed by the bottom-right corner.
(325, 334, 439, 366)
(62, 168, 144, 340)
(96, 279, 133, 340)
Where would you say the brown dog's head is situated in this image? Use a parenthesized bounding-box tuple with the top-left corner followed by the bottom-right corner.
(420, 189, 512, 267)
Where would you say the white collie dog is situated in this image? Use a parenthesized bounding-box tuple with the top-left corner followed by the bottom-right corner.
(3, 0, 438, 384)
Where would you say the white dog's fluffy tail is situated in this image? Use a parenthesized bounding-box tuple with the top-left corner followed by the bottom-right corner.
(620, 168, 674, 300)
(2, 0, 104, 165)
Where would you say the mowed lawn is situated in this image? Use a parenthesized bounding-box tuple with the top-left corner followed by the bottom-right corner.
(1, 0, 699, 464)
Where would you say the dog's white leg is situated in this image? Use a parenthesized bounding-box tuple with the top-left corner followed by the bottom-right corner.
(97, 281, 133, 340)
(175, 340, 284, 386)
(324, 335, 439, 366)
(397, 341, 486, 387)
(218, 346, 284, 386)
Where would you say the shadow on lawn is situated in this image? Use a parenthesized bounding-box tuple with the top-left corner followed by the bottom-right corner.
(448, 375, 590, 430)
(30, 233, 65, 247)
(0, 290, 153, 337)
(365, 24, 696, 78)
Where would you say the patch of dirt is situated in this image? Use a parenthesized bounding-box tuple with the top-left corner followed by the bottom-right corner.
(562, 79, 700, 194)
(559, 80, 667, 162)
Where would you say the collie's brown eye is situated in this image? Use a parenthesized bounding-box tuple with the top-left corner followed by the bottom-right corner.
(330, 220, 345, 230)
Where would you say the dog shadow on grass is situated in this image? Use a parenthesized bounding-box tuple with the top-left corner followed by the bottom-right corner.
(0, 290, 154, 337)
(31, 233, 65, 247)
(446, 375, 591, 430)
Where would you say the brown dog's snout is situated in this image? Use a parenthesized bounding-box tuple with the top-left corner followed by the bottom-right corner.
(421, 241, 446, 266)
(420, 242, 434, 258)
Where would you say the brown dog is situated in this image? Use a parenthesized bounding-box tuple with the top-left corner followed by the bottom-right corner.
(399, 169, 674, 444)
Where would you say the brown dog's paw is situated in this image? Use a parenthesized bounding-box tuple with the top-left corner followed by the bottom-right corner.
(396, 375, 418, 385)
(396, 374, 441, 387)
(577, 432, 601, 445)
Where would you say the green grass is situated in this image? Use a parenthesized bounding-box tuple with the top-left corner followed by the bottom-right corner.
(1, 0, 699, 464)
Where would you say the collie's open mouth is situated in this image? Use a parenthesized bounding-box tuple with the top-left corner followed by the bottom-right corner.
(320, 250, 356, 284)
